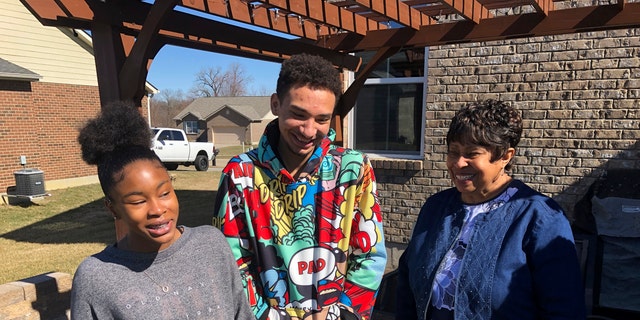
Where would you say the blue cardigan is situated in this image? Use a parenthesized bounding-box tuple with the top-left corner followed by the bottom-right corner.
(396, 180, 586, 320)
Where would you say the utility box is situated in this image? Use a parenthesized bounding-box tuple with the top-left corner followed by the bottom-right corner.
(14, 168, 45, 196)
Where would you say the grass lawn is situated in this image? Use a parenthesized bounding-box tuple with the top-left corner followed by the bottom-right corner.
(0, 169, 221, 284)
(216, 145, 256, 158)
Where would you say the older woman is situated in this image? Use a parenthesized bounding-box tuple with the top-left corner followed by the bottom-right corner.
(396, 99, 585, 320)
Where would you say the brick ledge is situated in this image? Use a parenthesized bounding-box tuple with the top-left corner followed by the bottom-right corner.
(370, 158, 423, 170)
(0, 272, 71, 320)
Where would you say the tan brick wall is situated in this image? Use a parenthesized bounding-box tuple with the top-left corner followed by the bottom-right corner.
(375, 29, 640, 263)
(0, 272, 71, 320)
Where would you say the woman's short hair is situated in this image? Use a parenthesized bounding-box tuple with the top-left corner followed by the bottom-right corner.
(446, 99, 523, 171)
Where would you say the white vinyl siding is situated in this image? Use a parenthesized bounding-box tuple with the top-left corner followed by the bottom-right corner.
(0, 0, 98, 86)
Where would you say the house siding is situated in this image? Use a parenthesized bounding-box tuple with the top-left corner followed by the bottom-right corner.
(0, 1, 152, 195)
(374, 29, 640, 267)
(0, 0, 98, 86)
(177, 114, 208, 142)
(0, 1, 102, 193)
(211, 109, 251, 127)
(207, 110, 251, 146)
(249, 120, 271, 145)
(176, 97, 274, 147)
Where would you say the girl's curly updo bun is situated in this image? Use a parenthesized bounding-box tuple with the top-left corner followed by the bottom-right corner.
(78, 101, 162, 198)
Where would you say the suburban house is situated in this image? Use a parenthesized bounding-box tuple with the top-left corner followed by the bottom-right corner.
(0, 0, 157, 196)
(173, 96, 274, 147)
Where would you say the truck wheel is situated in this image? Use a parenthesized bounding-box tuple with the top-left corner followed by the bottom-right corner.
(164, 163, 178, 171)
(195, 155, 209, 171)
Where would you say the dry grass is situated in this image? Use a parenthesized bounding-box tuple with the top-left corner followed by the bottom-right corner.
(0, 167, 221, 284)
(216, 145, 255, 158)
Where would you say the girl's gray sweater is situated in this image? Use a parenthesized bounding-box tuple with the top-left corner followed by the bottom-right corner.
(71, 225, 253, 320)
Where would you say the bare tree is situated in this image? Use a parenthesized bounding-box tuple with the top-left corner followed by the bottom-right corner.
(150, 89, 193, 127)
(191, 63, 253, 97)
(191, 66, 227, 97)
(225, 62, 252, 96)
(149, 63, 256, 128)
(252, 84, 273, 96)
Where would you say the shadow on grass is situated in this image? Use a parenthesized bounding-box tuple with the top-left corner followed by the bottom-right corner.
(0, 190, 218, 245)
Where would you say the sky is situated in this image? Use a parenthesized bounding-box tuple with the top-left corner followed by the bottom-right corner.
(144, 4, 293, 98)
(147, 45, 281, 97)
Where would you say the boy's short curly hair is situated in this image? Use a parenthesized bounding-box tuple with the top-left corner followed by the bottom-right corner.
(275, 53, 342, 103)
(446, 99, 523, 171)
(77, 100, 162, 198)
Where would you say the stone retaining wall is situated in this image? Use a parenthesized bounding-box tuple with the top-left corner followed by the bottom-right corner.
(0, 272, 71, 320)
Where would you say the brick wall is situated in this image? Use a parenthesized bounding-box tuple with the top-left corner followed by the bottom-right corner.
(375, 28, 640, 266)
(0, 81, 150, 194)
(0, 81, 99, 193)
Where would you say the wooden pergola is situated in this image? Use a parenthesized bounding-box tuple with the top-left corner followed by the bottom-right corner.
(17, 0, 640, 244)
(20, 0, 640, 119)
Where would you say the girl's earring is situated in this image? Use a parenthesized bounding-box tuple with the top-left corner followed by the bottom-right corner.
(105, 198, 118, 219)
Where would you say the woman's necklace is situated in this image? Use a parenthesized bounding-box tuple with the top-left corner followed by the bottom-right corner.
(118, 228, 184, 293)
(142, 270, 169, 293)
(116, 242, 170, 292)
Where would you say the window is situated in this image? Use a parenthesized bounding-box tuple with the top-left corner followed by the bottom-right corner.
(184, 121, 198, 134)
(160, 131, 171, 141)
(350, 48, 427, 158)
(158, 130, 185, 141)
(170, 130, 185, 141)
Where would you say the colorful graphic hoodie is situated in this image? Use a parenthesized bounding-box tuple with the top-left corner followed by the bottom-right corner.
(214, 120, 387, 320)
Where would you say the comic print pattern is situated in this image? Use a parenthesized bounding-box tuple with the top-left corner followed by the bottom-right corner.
(214, 122, 386, 320)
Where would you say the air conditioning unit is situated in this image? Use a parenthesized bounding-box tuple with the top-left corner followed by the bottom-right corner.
(14, 168, 45, 196)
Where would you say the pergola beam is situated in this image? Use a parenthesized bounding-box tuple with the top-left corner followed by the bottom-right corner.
(440, 0, 491, 24)
(22, 0, 361, 71)
(324, 3, 640, 51)
(336, 45, 402, 118)
(180, 0, 389, 38)
(118, 0, 179, 104)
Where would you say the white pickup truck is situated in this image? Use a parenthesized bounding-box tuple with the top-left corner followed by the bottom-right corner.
(151, 127, 218, 171)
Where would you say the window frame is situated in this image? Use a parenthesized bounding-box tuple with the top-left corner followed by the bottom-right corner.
(184, 120, 199, 134)
(347, 48, 428, 160)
